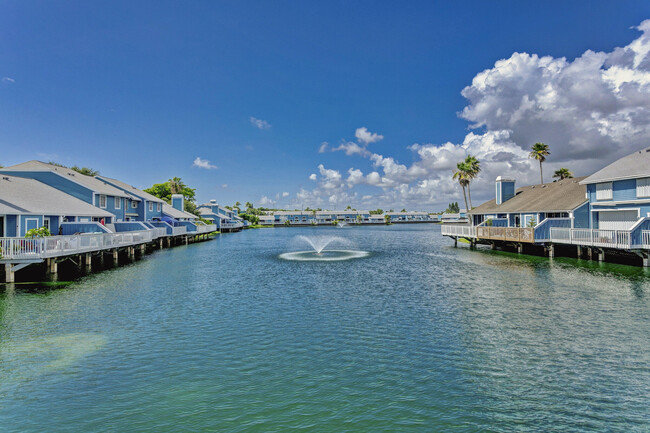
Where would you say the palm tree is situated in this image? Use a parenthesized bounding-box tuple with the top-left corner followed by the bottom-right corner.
(529, 142, 550, 184)
(453, 161, 470, 213)
(464, 155, 481, 209)
(168, 177, 182, 194)
(553, 168, 573, 180)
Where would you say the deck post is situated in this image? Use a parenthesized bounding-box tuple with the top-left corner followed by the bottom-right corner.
(598, 249, 605, 262)
(517, 243, 523, 254)
(140, 244, 146, 255)
(185, 236, 189, 245)
(4, 264, 15, 283)
(491, 242, 496, 250)
(453, 237, 457, 247)
(644, 256, 649, 268)
(47, 258, 58, 275)
(159, 238, 164, 249)
(577, 246, 582, 258)
(548, 244, 554, 258)
(85, 253, 92, 267)
(587, 247, 593, 260)
(167, 237, 171, 248)
(112, 249, 119, 266)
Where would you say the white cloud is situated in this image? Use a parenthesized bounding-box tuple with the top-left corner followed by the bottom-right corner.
(193, 157, 217, 169)
(355, 127, 384, 144)
(282, 191, 290, 198)
(221, 184, 228, 189)
(283, 21, 650, 210)
(259, 196, 276, 206)
(250, 116, 271, 130)
(2, 77, 15, 83)
(309, 173, 317, 181)
(318, 142, 329, 153)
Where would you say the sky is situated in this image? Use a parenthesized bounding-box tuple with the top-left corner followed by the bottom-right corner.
(1, 1, 650, 211)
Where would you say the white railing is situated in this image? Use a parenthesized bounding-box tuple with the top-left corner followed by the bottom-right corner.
(221, 222, 243, 229)
(0, 230, 155, 260)
(196, 224, 217, 234)
(550, 228, 632, 249)
(441, 224, 476, 238)
(170, 226, 187, 236)
(151, 227, 167, 238)
(643, 231, 650, 249)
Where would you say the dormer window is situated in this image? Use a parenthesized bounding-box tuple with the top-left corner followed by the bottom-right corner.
(595, 182, 613, 200)
(115, 197, 121, 209)
(637, 178, 650, 198)
(99, 195, 107, 208)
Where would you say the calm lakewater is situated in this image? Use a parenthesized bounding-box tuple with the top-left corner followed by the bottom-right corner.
(1, 225, 649, 432)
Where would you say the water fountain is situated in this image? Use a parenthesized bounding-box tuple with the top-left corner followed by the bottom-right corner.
(279, 235, 370, 261)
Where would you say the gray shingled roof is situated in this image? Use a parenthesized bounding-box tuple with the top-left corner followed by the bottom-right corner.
(1, 161, 130, 197)
(581, 146, 650, 185)
(162, 204, 197, 220)
(0, 175, 113, 217)
(470, 176, 588, 215)
(96, 176, 165, 204)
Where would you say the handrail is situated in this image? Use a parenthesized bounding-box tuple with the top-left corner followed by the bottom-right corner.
(0, 230, 155, 260)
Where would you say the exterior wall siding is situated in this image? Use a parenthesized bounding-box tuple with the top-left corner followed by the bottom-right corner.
(573, 202, 590, 228)
(95, 195, 126, 221)
(612, 179, 637, 201)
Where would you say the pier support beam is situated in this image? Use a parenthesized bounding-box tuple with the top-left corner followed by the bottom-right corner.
(47, 258, 58, 275)
(633, 251, 650, 267)
(85, 253, 92, 267)
(453, 237, 457, 247)
(587, 247, 593, 260)
(517, 243, 523, 254)
(185, 236, 189, 245)
(577, 246, 582, 258)
(491, 242, 496, 250)
(4, 264, 14, 283)
(159, 239, 164, 249)
(140, 244, 146, 255)
(597, 248, 605, 262)
(547, 244, 555, 258)
(112, 250, 119, 266)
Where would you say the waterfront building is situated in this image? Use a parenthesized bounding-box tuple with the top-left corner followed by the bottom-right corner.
(95, 176, 165, 222)
(580, 146, 650, 231)
(0, 174, 113, 237)
(386, 211, 436, 223)
(0, 161, 133, 223)
(196, 201, 244, 231)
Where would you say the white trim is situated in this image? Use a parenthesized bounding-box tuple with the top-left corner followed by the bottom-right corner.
(115, 196, 121, 209)
(43, 216, 50, 231)
(591, 198, 650, 206)
(594, 208, 640, 216)
(99, 195, 107, 208)
(596, 182, 613, 201)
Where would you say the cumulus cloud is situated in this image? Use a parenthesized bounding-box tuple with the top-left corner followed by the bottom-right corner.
(282, 191, 290, 198)
(309, 173, 317, 181)
(250, 116, 271, 130)
(193, 157, 217, 169)
(355, 127, 384, 144)
(259, 196, 276, 206)
(318, 142, 329, 153)
(295, 21, 650, 209)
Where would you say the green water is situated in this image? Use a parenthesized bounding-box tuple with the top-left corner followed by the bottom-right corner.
(1, 225, 649, 432)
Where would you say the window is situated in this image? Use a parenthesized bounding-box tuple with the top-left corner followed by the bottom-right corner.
(637, 178, 650, 198)
(149, 202, 153, 212)
(99, 195, 107, 208)
(157, 203, 161, 212)
(132, 201, 137, 209)
(595, 182, 613, 200)
(43, 218, 50, 230)
(115, 196, 121, 209)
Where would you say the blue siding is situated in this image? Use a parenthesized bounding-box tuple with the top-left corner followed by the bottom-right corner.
(21, 215, 43, 236)
(573, 202, 590, 228)
(172, 196, 184, 211)
(631, 219, 650, 246)
(613, 179, 637, 201)
(95, 195, 127, 221)
(145, 201, 164, 220)
(5, 215, 17, 237)
(113, 222, 150, 232)
(534, 218, 571, 241)
(177, 221, 197, 232)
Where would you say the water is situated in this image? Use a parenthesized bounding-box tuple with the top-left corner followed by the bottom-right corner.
(1, 225, 649, 432)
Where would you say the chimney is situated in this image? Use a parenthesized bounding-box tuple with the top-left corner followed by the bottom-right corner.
(171, 194, 184, 212)
(496, 176, 515, 205)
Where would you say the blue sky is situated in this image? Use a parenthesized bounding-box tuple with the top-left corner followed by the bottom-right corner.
(2, 1, 650, 210)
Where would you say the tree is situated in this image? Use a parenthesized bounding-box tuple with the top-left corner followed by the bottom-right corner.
(144, 177, 199, 216)
(453, 161, 470, 213)
(464, 155, 481, 209)
(400, 208, 407, 212)
(529, 142, 550, 184)
(346, 205, 352, 210)
(71, 166, 100, 176)
(245, 202, 253, 210)
(384, 214, 391, 224)
(553, 168, 573, 180)
(369, 209, 383, 215)
(445, 202, 460, 213)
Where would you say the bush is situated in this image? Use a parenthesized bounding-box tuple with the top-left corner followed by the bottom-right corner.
(25, 226, 51, 238)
